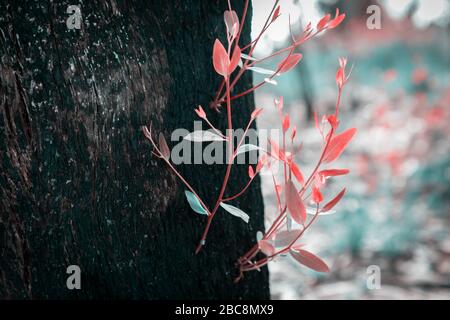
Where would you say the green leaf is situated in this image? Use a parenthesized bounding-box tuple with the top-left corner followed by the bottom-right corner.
(220, 202, 249, 223)
(183, 130, 225, 142)
(235, 144, 266, 156)
(241, 53, 258, 61)
(264, 78, 278, 85)
(247, 66, 279, 75)
(184, 191, 208, 215)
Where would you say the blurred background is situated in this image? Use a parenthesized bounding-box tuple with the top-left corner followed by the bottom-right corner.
(251, 0, 450, 299)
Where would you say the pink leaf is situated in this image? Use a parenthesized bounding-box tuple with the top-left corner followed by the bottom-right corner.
(327, 114, 339, 129)
(229, 45, 241, 74)
(322, 188, 346, 212)
(194, 105, 206, 119)
(312, 186, 323, 204)
(319, 169, 349, 177)
(317, 14, 331, 31)
(289, 161, 304, 186)
(290, 249, 330, 272)
(224, 10, 239, 38)
(282, 114, 290, 132)
(314, 172, 326, 189)
(248, 165, 255, 179)
(272, 5, 281, 22)
(328, 9, 346, 29)
(304, 22, 312, 33)
(251, 107, 264, 119)
(213, 39, 230, 77)
(158, 133, 170, 159)
(328, 13, 345, 29)
(269, 139, 286, 162)
(336, 57, 349, 89)
(278, 53, 302, 74)
(285, 180, 306, 225)
(323, 128, 357, 163)
(336, 67, 344, 89)
(259, 240, 275, 256)
(256, 154, 268, 172)
(291, 125, 297, 140)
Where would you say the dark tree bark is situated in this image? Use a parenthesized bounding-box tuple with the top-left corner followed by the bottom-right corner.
(0, 0, 269, 299)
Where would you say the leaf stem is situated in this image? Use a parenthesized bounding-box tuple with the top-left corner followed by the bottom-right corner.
(195, 73, 234, 254)
(235, 85, 344, 278)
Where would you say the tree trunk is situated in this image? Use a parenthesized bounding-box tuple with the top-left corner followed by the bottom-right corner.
(0, 0, 269, 299)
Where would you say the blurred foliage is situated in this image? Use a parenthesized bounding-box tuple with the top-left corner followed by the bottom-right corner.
(254, 2, 450, 298)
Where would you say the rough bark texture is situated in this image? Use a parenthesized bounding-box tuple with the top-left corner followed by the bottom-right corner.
(0, 0, 269, 299)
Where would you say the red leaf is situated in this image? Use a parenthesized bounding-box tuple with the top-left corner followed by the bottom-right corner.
(248, 165, 255, 179)
(328, 13, 345, 29)
(269, 139, 286, 162)
(336, 67, 344, 89)
(213, 39, 230, 77)
(322, 188, 346, 212)
(224, 10, 239, 38)
(259, 240, 275, 256)
(290, 249, 330, 272)
(251, 107, 264, 119)
(328, 9, 345, 29)
(327, 114, 339, 129)
(289, 161, 304, 186)
(194, 105, 206, 119)
(285, 180, 306, 225)
(256, 154, 268, 172)
(336, 57, 349, 89)
(314, 172, 326, 189)
(312, 186, 323, 204)
(304, 22, 312, 33)
(278, 53, 302, 74)
(319, 168, 349, 177)
(282, 114, 290, 132)
(229, 45, 241, 74)
(158, 133, 170, 159)
(291, 125, 297, 140)
(335, 8, 340, 17)
(272, 5, 281, 22)
(317, 14, 331, 31)
(323, 128, 357, 163)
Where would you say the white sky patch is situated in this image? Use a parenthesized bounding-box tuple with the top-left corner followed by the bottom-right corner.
(251, 0, 322, 55)
(381, 0, 415, 19)
(252, 0, 449, 54)
(381, 0, 450, 28)
(413, 0, 450, 28)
